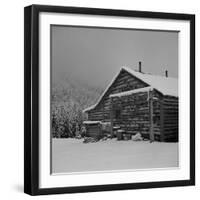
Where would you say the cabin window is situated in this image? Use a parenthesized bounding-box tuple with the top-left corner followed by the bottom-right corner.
(114, 109, 121, 119)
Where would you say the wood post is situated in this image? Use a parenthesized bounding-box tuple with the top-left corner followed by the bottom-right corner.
(160, 97, 165, 142)
(110, 98, 114, 137)
(149, 90, 154, 142)
(99, 123, 103, 138)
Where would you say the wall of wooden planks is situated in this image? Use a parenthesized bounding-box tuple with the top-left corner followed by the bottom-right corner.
(87, 69, 178, 142)
(162, 96, 179, 142)
(88, 69, 148, 121)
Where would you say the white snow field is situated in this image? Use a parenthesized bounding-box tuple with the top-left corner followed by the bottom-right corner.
(52, 138, 179, 174)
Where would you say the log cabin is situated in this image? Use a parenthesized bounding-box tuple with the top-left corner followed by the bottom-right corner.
(83, 65, 178, 142)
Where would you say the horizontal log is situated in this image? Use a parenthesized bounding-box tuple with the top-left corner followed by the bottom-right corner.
(164, 98, 178, 102)
(163, 112, 178, 115)
(164, 134, 178, 138)
(164, 106, 178, 109)
(164, 116, 178, 119)
(164, 120, 178, 123)
(163, 101, 178, 105)
(164, 127, 178, 130)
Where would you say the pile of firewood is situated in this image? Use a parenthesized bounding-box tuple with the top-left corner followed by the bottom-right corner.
(83, 137, 99, 143)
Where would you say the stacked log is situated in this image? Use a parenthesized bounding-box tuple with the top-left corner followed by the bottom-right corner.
(88, 70, 148, 122)
(162, 96, 178, 142)
(111, 91, 151, 137)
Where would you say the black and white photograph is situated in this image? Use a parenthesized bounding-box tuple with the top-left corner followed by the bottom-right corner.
(51, 25, 179, 174)
(0, 0, 198, 198)
(24, 5, 195, 195)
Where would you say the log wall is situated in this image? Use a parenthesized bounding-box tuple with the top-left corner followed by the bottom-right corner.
(85, 124, 102, 138)
(88, 69, 148, 121)
(111, 92, 149, 137)
(110, 90, 162, 141)
(152, 91, 162, 141)
(162, 96, 179, 142)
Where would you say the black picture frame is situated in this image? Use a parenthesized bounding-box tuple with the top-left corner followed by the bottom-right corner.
(24, 4, 195, 196)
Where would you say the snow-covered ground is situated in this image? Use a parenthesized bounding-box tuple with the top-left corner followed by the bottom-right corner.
(52, 138, 179, 174)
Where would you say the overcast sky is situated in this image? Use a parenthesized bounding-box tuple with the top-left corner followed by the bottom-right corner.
(51, 25, 178, 89)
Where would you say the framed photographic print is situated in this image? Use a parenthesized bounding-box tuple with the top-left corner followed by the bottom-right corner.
(24, 4, 195, 195)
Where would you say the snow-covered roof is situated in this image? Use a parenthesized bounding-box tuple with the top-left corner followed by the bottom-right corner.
(83, 104, 97, 113)
(83, 66, 178, 112)
(123, 66, 178, 97)
(109, 86, 153, 98)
